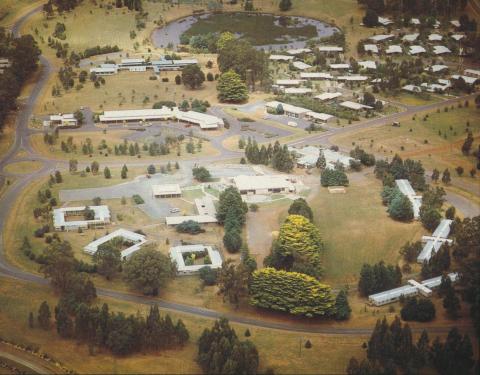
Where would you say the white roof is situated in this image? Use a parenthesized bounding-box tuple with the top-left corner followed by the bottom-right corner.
(318, 46, 343, 52)
(314, 92, 342, 101)
(450, 20, 461, 28)
(329, 63, 350, 69)
(429, 64, 449, 73)
(292, 61, 312, 70)
(378, 17, 393, 26)
(305, 111, 334, 121)
(269, 54, 294, 61)
(395, 179, 422, 218)
(53, 205, 111, 229)
(289, 146, 355, 169)
(409, 45, 426, 54)
(339, 101, 372, 110)
(152, 184, 181, 196)
(165, 215, 217, 225)
(402, 33, 419, 42)
(358, 60, 377, 70)
(433, 45, 451, 55)
(194, 196, 216, 217)
(369, 34, 394, 42)
(233, 174, 294, 192)
(451, 34, 465, 41)
(386, 45, 402, 54)
(337, 75, 368, 81)
(286, 48, 312, 55)
(84, 229, 147, 259)
(428, 33, 443, 41)
(284, 87, 313, 94)
(90, 67, 117, 74)
(169, 245, 222, 273)
(421, 82, 450, 92)
(276, 79, 303, 86)
(177, 110, 223, 129)
(465, 69, 480, 77)
(300, 72, 334, 79)
(265, 101, 310, 115)
(402, 84, 422, 93)
(417, 219, 453, 263)
(451, 75, 478, 85)
(120, 58, 145, 64)
(50, 113, 76, 121)
(364, 44, 379, 53)
(410, 18, 421, 25)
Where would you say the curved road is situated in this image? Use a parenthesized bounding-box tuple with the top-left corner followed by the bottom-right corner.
(0, 5, 475, 336)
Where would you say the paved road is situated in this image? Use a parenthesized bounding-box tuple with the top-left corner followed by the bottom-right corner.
(0, 350, 52, 374)
(0, 5, 477, 337)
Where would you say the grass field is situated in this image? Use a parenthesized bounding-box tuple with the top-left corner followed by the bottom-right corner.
(0, 0, 43, 27)
(30, 129, 219, 161)
(3, 160, 43, 174)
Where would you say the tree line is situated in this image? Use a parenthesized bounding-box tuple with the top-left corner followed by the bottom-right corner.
(244, 139, 294, 172)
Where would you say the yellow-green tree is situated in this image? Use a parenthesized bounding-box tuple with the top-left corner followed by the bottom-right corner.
(250, 268, 335, 317)
(217, 70, 249, 103)
(216, 31, 235, 50)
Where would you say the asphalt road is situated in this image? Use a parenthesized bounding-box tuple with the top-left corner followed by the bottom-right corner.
(0, 5, 476, 336)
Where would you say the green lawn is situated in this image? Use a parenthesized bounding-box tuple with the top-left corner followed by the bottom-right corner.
(310, 174, 424, 284)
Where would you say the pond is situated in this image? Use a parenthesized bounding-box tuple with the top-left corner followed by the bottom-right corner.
(152, 12, 339, 50)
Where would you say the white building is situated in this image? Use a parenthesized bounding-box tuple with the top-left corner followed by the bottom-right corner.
(276, 79, 303, 86)
(44, 113, 78, 128)
(329, 63, 350, 70)
(402, 33, 419, 42)
(99, 107, 223, 130)
(339, 101, 373, 110)
(337, 75, 369, 81)
(286, 48, 312, 55)
(53, 206, 111, 231)
(369, 34, 394, 42)
(429, 64, 449, 73)
(170, 244, 222, 275)
(368, 273, 458, 306)
(292, 61, 312, 70)
(233, 175, 295, 195)
(450, 20, 461, 28)
(165, 196, 218, 226)
(269, 54, 294, 61)
(318, 46, 343, 53)
(288, 146, 356, 169)
(152, 184, 182, 198)
(433, 45, 451, 55)
(386, 45, 402, 54)
(0, 58, 11, 68)
(358, 61, 377, 70)
(304, 111, 334, 123)
(314, 92, 342, 101)
(90, 64, 118, 75)
(417, 219, 453, 263)
(410, 18, 421, 26)
(364, 44, 379, 53)
(428, 33, 443, 42)
(451, 34, 465, 41)
(378, 17, 393, 26)
(265, 101, 310, 118)
(402, 84, 422, 93)
(450, 75, 478, 85)
(84, 229, 147, 260)
(284, 87, 313, 95)
(395, 179, 422, 219)
(409, 45, 426, 55)
(300, 72, 334, 80)
(464, 69, 480, 78)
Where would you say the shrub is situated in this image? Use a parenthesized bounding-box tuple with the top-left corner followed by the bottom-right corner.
(132, 194, 145, 204)
(199, 266, 217, 285)
(176, 220, 205, 234)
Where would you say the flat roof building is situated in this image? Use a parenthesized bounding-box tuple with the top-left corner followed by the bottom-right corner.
(53, 205, 111, 231)
(403, 84, 422, 93)
(269, 54, 294, 61)
(300, 72, 334, 80)
(304, 111, 334, 123)
(329, 63, 350, 70)
(369, 34, 394, 42)
(284, 87, 313, 95)
(318, 46, 343, 52)
(363, 44, 379, 53)
(386, 45, 402, 54)
(152, 184, 182, 198)
(314, 92, 342, 101)
(339, 101, 373, 110)
(395, 179, 422, 218)
(84, 229, 147, 260)
(276, 79, 304, 86)
(428, 33, 443, 41)
(358, 61, 377, 70)
(292, 61, 312, 70)
(166, 196, 218, 226)
(429, 64, 449, 73)
(402, 33, 419, 42)
(433, 45, 451, 55)
(417, 219, 453, 263)
(337, 75, 369, 81)
(409, 45, 426, 55)
(286, 48, 312, 55)
(170, 244, 222, 275)
(44, 113, 78, 128)
(233, 175, 295, 195)
(265, 101, 310, 118)
(288, 146, 356, 169)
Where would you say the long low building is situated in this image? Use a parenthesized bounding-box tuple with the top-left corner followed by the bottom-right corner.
(264, 101, 334, 123)
(417, 219, 453, 263)
(84, 228, 147, 260)
(53, 205, 111, 231)
(165, 196, 218, 226)
(314, 92, 342, 101)
(90, 57, 198, 75)
(395, 179, 422, 219)
(300, 72, 334, 80)
(339, 101, 373, 111)
(368, 273, 458, 306)
(288, 146, 356, 169)
(152, 184, 182, 198)
(99, 107, 223, 130)
(233, 175, 295, 195)
(43, 113, 78, 128)
(169, 244, 222, 275)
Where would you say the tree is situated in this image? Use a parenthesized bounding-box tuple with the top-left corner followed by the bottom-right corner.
(430, 328, 474, 375)
(443, 287, 460, 319)
(217, 70, 248, 103)
(431, 168, 440, 182)
(147, 164, 156, 174)
(176, 220, 205, 234)
(192, 166, 211, 182)
(250, 268, 335, 317)
(69, 159, 78, 173)
(55, 170, 63, 183)
(38, 301, 51, 330)
(420, 206, 441, 231)
(316, 151, 326, 169)
(217, 187, 247, 224)
(217, 259, 249, 307)
(441, 169, 451, 184)
(363, 8, 379, 27)
(387, 192, 414, 221)
(320, 169, 349, 187)
(445, 206, 456, 219)
(358, 261, 402, 296)
(91, 161, 99, 174)
(181, 64, 205, 89)
(400, 241, 422, 263)
(455, 166, 464, 176)
(288, 198, 314, 221)
(121, 164, 128, 179)
(93, 241, 122, 280)
(174, 75, 181, 85)
(216, 31, 235, 50)
(198, 318, 259, 375)
(334, 289, 351, 320)
(55, 303, 74, 338)
(28, 312, 34, 328)
(279, 0, 292, 11)
(400, 297, 436, 322)
(104, 166, 111, 179)
(39, 241, 76, 292)
(199, 266, 217, 286)
(124, 247, 174, 295)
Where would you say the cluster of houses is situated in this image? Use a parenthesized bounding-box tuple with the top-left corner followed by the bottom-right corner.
(89, 57, 198, 76)
(288, 145, 357, 169)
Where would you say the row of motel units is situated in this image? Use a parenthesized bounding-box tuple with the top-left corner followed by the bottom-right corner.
(264, 101, 334, 123)
(170, 244, 222, 275)
(417, 219, 453, 264)
(43, 113, 78, 128)
(395, 179, 422, 219)
(233, 175, 295, 195)
(53, 206, 111, 231)
(84, 229, 147, 260)
(165, 196, 218, 226)
(368, 273, 458, 306)
(98, 107, 223, 130)
(288, 146, 357, 169)
(90, 57, 198, 75)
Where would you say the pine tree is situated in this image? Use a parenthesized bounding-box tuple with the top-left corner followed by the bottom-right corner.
(316, 151, 326, 169)
(431, 168, 440, 182)
(38, 301, 51, 330)
(104, 166, 111, 179)
(121, 164, 128, 179)
(28, 312, 35, 328)
(443, 287, 460, 319)
(334, 289, 351, 320)
(441, 169, 451, 184)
